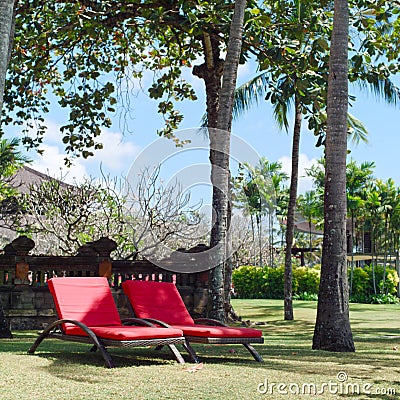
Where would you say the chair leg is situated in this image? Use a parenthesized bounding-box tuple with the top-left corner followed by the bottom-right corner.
(167, 344, 185, 364)
(28, 325, 115, 368)
(95, 340, 115, 368)
(27, 329, 50, 354)
(183, 339, 200, 363)
(243, 343, 264, 362)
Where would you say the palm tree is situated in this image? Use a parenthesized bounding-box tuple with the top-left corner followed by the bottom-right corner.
(374, 179, 398, 293)
(346, 160, 375, 293)
(234, 158, 288, 267)
(312, 0, 355, 352)
(233, 0, 330, 317)
(232, 0, 373, 320)
(233, 0, 399, 321)
(306, 158, 376, 292)
(258, 159, 289, 267)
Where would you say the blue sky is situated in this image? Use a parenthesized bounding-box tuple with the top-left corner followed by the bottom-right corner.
(6, 59, 400, 196)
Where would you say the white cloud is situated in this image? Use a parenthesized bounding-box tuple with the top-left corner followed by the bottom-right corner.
(84, 130, 141, 173)
(31, 144, 88, 184)
(29, 119, 141, 183)
(278, 153, 317, 194)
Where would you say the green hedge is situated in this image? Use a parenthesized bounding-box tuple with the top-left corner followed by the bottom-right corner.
(230, 265, 267, 299)
(232, 264, 321, 299)
(232, 264, 399, 303)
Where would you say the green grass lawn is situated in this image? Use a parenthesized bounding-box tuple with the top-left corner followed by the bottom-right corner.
(1, 300, 399, 400)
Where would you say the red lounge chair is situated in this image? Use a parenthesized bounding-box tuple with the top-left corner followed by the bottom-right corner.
(28, 277, 185, 367)
(122, 280, 264, 362)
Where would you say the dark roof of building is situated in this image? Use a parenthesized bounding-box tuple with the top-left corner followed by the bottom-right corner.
(10, 165, 70, 194)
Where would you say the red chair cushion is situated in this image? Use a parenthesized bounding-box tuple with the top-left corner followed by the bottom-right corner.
(123, 280, 263, 339)
(172, 324, 263, 338)
(122, 280, 195, 326)
(48, 277, 122, 334)
(66, 325, 183, 340)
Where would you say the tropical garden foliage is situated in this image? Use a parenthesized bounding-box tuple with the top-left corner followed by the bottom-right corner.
(1, 0, 400, 349)
(232, 156, 400, 304)
(232, 264, 399, 303)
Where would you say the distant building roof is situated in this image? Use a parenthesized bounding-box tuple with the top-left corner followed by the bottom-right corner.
(1, 166, 70, 247)
(9, 165, 69, 194)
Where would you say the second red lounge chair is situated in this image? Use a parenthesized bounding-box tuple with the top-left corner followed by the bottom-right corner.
(122, 280, 264, 362)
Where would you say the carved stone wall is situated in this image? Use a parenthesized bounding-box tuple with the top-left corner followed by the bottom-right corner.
(0, 237, 210, 330)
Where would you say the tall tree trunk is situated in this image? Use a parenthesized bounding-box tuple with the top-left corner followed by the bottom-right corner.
(208, 0, 246, 322)
(0, 0, 16, 114)
(284, 94, 302, 321)
(312, 0, 355, 352)
(0, 0, 15, 339)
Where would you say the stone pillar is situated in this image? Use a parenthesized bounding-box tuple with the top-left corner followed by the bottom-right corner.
(8, 236, 35, 285)
(89, 237, 117, 278)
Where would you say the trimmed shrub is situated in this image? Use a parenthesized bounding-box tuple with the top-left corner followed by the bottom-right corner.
(263, 266, 285, 299)
(232, 265, 267, 298)
(362, 265, 399, 296)
(293, 266, 320, 295)
(349, 267, 370, 297)
(232, 263, 399, 303)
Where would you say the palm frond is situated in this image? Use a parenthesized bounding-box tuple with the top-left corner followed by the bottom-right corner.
(200, 72, 269, 127)
(272, 97, 294, 132)
(356, 76, 400, 107)
(347, 113, 368, 145)
(232, 72, 269, 120)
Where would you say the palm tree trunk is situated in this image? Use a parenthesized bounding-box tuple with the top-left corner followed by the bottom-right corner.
(396, 247, 400, 297)
(313, 0, 355, 352)
(270, 211, 274, 267)
(250, 214, 256, 265)
(208, 0, 246, 322)
(371, 224, 377, 294)
(382, 215, 388, 293)
(256, 213, 262, 266)
(284, 93, 302, 321)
